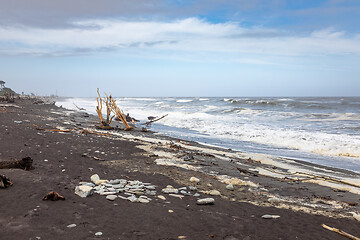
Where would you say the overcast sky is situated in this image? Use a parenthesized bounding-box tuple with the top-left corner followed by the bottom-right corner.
(1, 0, 360, 97)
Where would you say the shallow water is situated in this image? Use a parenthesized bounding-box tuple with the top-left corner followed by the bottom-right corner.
(57, 97, 360, 173)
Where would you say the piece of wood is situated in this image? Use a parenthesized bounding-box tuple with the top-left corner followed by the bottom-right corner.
(322, 224, 360, 240)
(142, 114, 168, 126)
(43, 191, 65, 201)
(0, 175, 13, 188)
(0, 157, 33, 170)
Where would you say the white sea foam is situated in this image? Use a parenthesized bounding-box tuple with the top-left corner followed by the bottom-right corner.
(199, 98, 209, 101)
(57, 97, 360, 162)
(176, 99, 193, 103)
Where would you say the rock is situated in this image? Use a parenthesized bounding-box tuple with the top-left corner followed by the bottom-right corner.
(95, 232, 103, 236)
(128, 195, 138, 202)
(193, 193, 200, 197)
(261, 214, 280, 219)
(207, 190, 221, 196)
(162, 187, 179, 194)
(100, 191, 117, 196)
(79, 182, 95, 187)
(90, 174, 100, 185)
(112, 184, 124, 189)
(226, 184, 234, 191)
(190, 177, 200, 183)
(169, 194, 184, 199)
(188, 186, 197, 191)
(178, 187, 187, 191)
(197, 198, 215, 205)
(75, 185, 94, 198)
(158, 195, 166, 200)
(138, 198, 150, 203)
(67, 224, 77, 228)
(268, 197, 282, 203)
(106, 195, 117, 201)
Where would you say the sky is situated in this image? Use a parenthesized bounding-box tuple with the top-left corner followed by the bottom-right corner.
(0, 0, 360, 97)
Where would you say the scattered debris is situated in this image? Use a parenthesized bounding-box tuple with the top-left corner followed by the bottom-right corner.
(0, 157, 33, 170)
(0, 175, 13, 188)
(322, 224, 360, 240)
(43, 191, 65, 201)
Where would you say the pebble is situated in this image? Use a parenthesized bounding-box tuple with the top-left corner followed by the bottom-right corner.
(90, 174, 101, 185)
(138, 198, 150, 203)
(158, 195, 166, 200)
(162, 187, 179, 194)
(100, 191, 117, 196)
(207, 190, 221, 196)
(196, 198, 215, 205)
(193, 193, 200, 197)
(188, 186, 197, 191)
(268, 197, 282, 203)
(168, 210, 174, 213)
(95, 232, 103, 236)
(226, 184, 234, 191)
(262, 215, 280, 219)
(67, 224, 77, 228)
(106, 195, 117, 201)
(190, 177, 200, 183)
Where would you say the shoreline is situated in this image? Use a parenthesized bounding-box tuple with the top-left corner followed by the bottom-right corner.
(1, 98, 360, 239)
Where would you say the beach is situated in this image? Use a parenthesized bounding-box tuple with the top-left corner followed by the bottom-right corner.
(1, 98, 360, 240)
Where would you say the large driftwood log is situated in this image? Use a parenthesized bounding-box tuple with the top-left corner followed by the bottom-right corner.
(0, 157, 33, 170)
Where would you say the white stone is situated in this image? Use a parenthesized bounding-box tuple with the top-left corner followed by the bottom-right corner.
(208, 190, 221, 196)
(262, 215, 280, 219)
(138, 198, 150, 203)
(90, 174, 100, 185)
(162, 187, 179, 194)
(106, 195, 117, 201)
(190, 177, 200, 183)
(100, 191, 117, 196)
(226, 184, 234, 191)
(95, 232, 103, 236)
(75, 185, 94, 198)
(67, 224, 77, 228)
(197, 198, 215, 205)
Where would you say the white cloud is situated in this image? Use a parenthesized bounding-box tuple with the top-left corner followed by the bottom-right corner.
(0, 18, 360, 58)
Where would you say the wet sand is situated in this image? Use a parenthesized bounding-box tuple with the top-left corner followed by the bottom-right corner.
(0, 98, 359, 240)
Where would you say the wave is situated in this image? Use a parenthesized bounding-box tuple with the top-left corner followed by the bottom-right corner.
(199, 98, 209, 101)
(176, 99, 193, 103)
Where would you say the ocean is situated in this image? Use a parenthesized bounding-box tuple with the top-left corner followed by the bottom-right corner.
(56, 97, 360, 173)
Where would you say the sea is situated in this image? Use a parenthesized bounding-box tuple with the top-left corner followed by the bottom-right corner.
(56, 97, 360, 173)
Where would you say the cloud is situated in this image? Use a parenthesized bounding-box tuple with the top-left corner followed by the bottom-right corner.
(0, 18, 359, 58)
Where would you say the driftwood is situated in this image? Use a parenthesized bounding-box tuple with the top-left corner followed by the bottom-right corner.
(142, 114, 168, 126)
(110, 98, 133, 131)
(43, 191, 65, 201)
(322, 224, 360, 240)
(96, 88, 115, 129)
(0, 157, 33, 170)
(236, 167, 259, 177)
(33, 124, 72, 133)
(0, 175, 13, 188)
(73, 103, 85, 111)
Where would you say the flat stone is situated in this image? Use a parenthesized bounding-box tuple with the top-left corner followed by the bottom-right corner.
(128, 195, 138, 203)
(262, 215, 280, 219)
(158, 195, 166, 200)
(162, 187, 179, 194)
(106, 195, 117, 201)
(100, 191, 117, 196)
(197, 198, 215, 205)
(169, 194, 184, 199)
(112, 184, 125, 189)
(95, 232, 103, 236)
(75, 185, 94, 198)
(207, 190, 221, 196)
(138, 198, 150, 203)
(145, 186, 156, 190)
(178, 187, 187, 191)
(107, 188, 116, 192)
(79, 182, 95, 187)
(67, 224, 77, 228)
(193, 193, 200, 197)
(268, 197, 282, 203)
